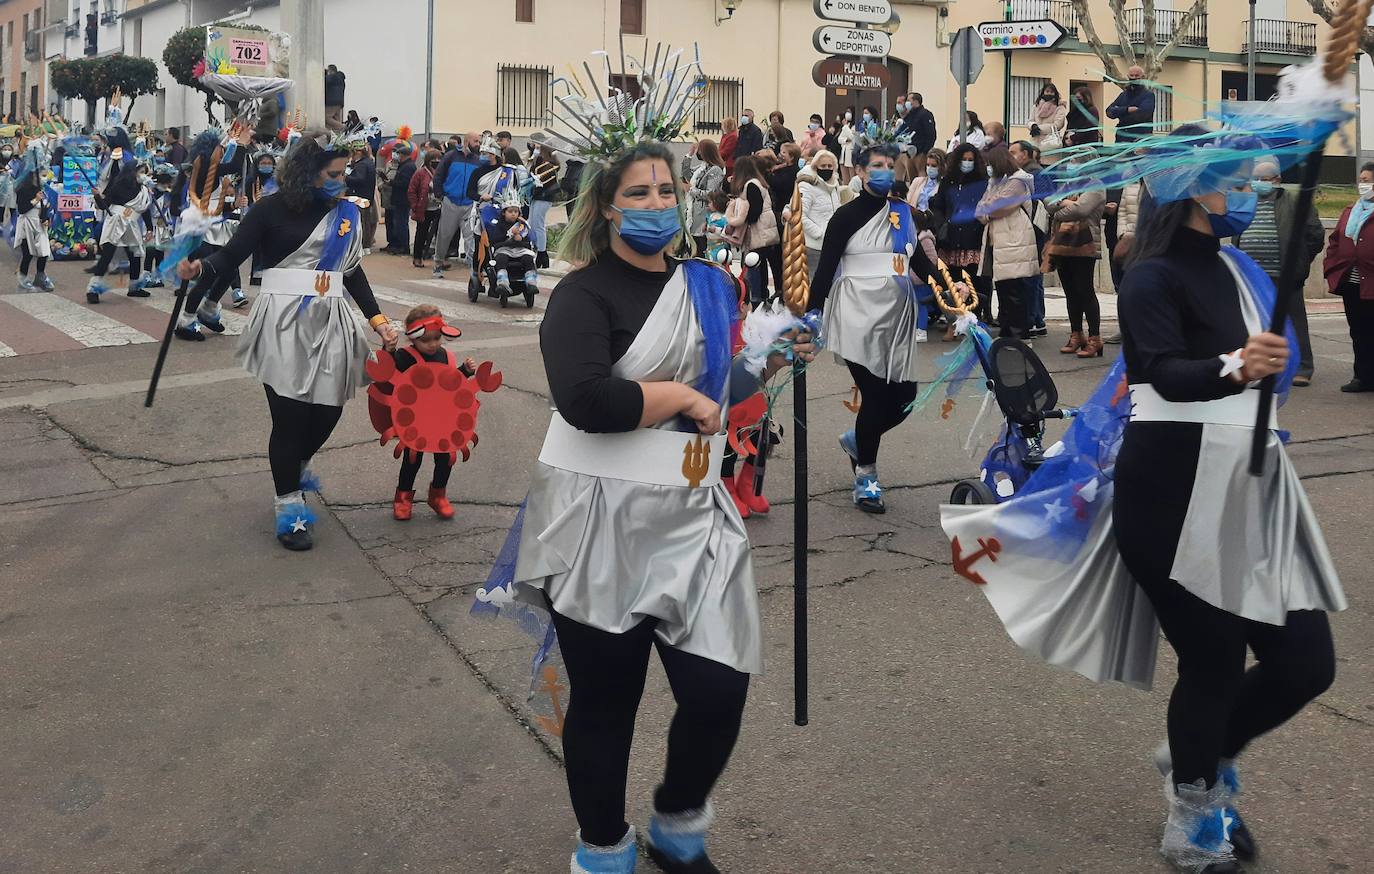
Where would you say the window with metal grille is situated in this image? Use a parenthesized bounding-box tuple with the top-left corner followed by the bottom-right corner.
(1009, 75, 1049, 129)
(516, 0, 533, 23)
(693, 77, 743, 133)
(621, 0, 643, 34)
(496, 64, 551, 127)
(1150, 85, 1173, 131)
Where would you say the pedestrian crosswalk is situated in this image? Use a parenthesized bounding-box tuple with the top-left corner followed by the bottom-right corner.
(0, 276, 546, 358)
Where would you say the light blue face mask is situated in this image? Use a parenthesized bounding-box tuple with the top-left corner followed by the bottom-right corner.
(866, 168, 895, 195)
(1206, 190, 1258, 237)
(612, 204, 681, 254)
(1251, 179, 1274, 196)
(316, 177, 346, 202)
(960, 160, 975, 174)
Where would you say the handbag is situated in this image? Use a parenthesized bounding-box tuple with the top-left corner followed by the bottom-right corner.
(1045, 220, 1096, 258)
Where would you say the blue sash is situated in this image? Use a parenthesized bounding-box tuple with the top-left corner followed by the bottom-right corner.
(318, 199, 361, 271)
(1218, 246, 1299, 398)
(887, 197, 932, 329)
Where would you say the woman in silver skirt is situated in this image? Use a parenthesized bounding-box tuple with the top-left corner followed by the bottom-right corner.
(512, 139, 811, 874)
(179, 134, 399, 551)
(1115, 183, 1345, 873)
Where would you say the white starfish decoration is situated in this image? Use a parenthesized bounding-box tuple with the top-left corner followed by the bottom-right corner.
(862, 480, 882, 497)
(1218, 349, 1245, 379)
(289, 516, 309, 533)
(1042, 499, 1068, 523)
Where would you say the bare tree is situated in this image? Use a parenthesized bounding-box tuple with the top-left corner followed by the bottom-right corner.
(1303, 0, 1374, 57)
(1069, 0, 1209, 79)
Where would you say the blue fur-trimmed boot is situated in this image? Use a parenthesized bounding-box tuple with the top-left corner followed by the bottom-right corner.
(299, 463, 322, 496)
(86, 276, 109, 304)
(1154, 743, 1256, 862)
(853, 466, 886, 514)
(1161, 779, 1245, 873)
(646, 803, 720, 873)
(495, 269, 512, 296)
(197, 301, 226, 333)
(274, 490, 316, 551)
(571, 826, 637, 874)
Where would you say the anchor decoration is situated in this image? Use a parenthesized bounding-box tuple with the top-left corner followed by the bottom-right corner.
(682, 434, 711, 488)
(314, 272, 331, 296)
(950, 535, 1002, 585)
(843, 385, 862, 413)
(533, 665, 567, 738)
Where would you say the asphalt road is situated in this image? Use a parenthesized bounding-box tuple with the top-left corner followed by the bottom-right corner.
(1, 245, 1370, 874)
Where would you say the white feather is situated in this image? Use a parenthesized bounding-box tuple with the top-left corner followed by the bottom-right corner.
(740, 304, 803, 376)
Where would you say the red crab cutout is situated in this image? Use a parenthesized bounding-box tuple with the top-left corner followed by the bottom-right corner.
(366, 349, 503, 463)
(727, 392, 769, 457)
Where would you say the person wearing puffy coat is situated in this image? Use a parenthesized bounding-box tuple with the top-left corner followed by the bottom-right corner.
(1046, 183, 1107, 357)
(976, 148, 1038, 339)
(792, 148, 847, 279)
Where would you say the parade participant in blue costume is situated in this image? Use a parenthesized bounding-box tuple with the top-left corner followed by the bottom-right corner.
(177, 132, 399, 551)
(943, 105, 1351, 871)
(12, 139, 54, 291)
(810, 135, 966, 513)
(495, 44, 815, 874)
(85, 121, 156, 303)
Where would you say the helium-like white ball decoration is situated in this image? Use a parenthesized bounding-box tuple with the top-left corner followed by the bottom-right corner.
(715, 248, 731, 265)
(743, 251, 760, 268)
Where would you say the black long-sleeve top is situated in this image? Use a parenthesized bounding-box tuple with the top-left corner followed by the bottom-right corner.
(541, 251, 669, 432)
(192, 193, 381, 319)
(1118, 227, 1249, 402)
(810, 189, 938, 310)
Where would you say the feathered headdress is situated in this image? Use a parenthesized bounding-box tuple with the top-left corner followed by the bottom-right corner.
(493, 184, 525, 211)
(535, 41, 709, 162)
(853, 121, 911, 152)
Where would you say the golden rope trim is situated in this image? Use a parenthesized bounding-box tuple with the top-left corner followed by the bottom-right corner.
(781, 185, 810, 316)
(926, 260, 980, 317)
(1323, 0, 1374, 82)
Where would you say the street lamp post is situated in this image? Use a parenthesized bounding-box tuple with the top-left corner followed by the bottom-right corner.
(1247, 0, 1256, 100)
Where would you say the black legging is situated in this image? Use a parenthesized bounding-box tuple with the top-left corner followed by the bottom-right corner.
(397, 452, 452, 491)
(1340, 284, 1374, 384)
(18, 241, 46, 276)
(1057, 256, 1100, 336)
(551, 606, 749, 848)
(413, 209, 439, 261)
(180, 242, 241, 315)
(92, 242, 142, 282)
(264, 385, 344, 496)
(845, 360, 919, 468)
(1115, 426, 1336, 788)
(747, 243, 784, 304)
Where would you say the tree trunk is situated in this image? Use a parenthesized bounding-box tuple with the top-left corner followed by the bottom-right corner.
(1070, 0, 1128, 80)
(1149, 0, 1209, 77)
(85, 99, 96, 128)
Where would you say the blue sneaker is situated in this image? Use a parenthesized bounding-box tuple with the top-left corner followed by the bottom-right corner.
(274, 492, 315, 551)
(174, 315, 206, 342)
(572, 826, 637, 874)
(34, 273, 54, 291)
(16, 272, 34, 291)
(197, 302, 226, 333)
(127, 276, 151, 298)
(853, 473, 886, 514)
(647, 803, 719, 873)
(838, 430, 858, 470)
(230, 287, 249, 308)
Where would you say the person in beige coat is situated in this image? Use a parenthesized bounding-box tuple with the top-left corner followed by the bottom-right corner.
(1027, 83, 1069, 157)
(976, 148, 1038, 338)
(1045, 183, 1107, 357)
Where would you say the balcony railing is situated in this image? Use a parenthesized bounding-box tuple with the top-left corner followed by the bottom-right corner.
(99, 10, 116, 25)
(1241, 19, 1317, 55)
(1123, 8, 1208, 48)
(1008, 0, 1079, 40)
(64, 22, 78, 38)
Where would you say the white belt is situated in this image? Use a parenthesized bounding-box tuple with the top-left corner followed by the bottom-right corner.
(1129, 383, 1277, 429)
(538, 412, 726, 489)
(841, 252, 902, 278)
(259, 267, 345, 299)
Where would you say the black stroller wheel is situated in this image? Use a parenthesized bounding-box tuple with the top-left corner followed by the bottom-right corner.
(467, 274, 480, 302)
(950, 479, 996, 505)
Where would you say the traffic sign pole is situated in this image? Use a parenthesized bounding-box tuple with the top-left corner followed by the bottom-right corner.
(1003, 1, 1012, 140)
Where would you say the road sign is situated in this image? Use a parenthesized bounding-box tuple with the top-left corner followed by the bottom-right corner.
(813, 25, 892, 57)
(812, 58, 891, 90)
(812, 0, 893, 25)
(949, 26, 985, 86)
(975, 19, 1068, 50)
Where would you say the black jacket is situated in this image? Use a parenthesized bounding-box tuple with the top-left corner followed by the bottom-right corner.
(391, 159, 417, 203)
(324, 70, 346, 107)
(736, 121, 764, 157)
(904, 106, 937, 154)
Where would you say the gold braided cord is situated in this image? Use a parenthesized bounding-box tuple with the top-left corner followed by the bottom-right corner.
(926, 260, 980, 317)
(781, 186, 810, 316)
(1323, 0, 1374, 82)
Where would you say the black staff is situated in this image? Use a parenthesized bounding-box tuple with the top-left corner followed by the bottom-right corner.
(1249, 147, 1324, 475)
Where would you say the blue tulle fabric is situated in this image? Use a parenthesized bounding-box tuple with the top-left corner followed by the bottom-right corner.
(682, 259, 739, 404)
(273, 503, 317, 536)
(907, 323, 993, 414)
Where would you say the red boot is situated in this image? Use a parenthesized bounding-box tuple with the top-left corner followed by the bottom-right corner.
(427, 486, 455, 519)
(393, 489, 415, 521)
(736, 462, 770, 514)
(724, 473, 751, 519)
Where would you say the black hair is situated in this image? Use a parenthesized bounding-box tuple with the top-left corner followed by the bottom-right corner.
(1361, 162, 1374, 176)
(965, 110, 985, 132)
(278, 134, 346, 212)
(496, 130, 513, 140)
(855, 142, 900, 169)
(1011, 140, 1039, 159)
(1126, 187, 1196, 270)
(943, 144, 986, 185)
(1038, 83, 1062, 103)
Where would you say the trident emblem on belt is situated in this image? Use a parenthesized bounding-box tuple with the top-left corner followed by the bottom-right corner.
(314, 272, 331, 295)
(892, 254, 906, 275)
(682, 435, 710, 488)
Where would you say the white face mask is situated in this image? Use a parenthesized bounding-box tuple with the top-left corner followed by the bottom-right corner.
(926, 166, 939, 179)
(1360, 182, 1374, 200)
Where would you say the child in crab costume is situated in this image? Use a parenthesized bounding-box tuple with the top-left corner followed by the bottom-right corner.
(367, 304, 502, 522)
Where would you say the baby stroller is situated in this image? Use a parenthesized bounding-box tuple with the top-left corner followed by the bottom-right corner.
(466, 166, 538, 309)
(948, 336, 1078, 505)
